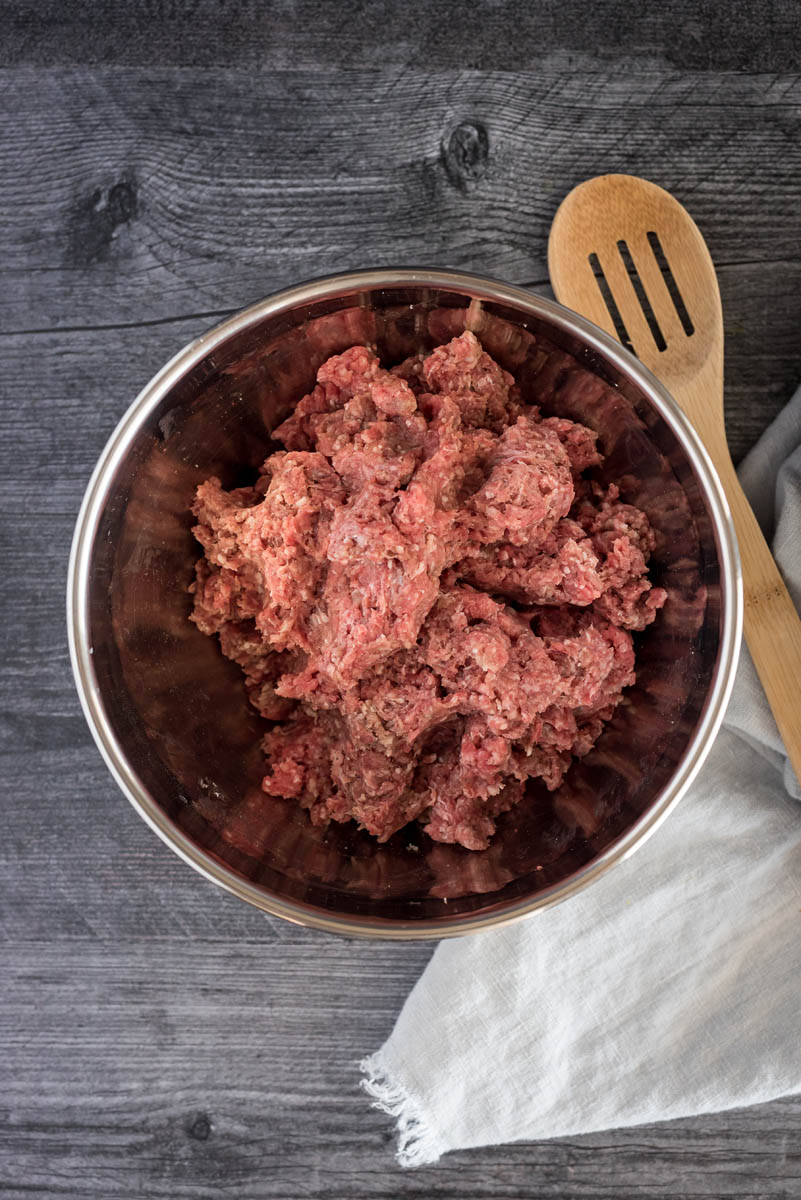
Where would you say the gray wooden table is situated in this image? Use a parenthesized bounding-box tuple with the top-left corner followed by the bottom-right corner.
(3, 2, 801, 1195)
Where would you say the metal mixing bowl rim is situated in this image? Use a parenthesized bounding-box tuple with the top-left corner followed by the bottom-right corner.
(67, 267, 743, 940)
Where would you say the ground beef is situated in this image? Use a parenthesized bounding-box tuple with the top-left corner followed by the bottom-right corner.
(190, 332, 667, 850)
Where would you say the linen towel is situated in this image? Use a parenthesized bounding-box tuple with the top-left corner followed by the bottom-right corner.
(361, 385, 801, 1167)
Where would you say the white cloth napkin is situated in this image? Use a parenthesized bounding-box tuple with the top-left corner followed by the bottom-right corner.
(361, 386, 801, 1167)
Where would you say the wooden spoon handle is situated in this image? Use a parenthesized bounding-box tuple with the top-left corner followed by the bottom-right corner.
(717, 454, 801, 782)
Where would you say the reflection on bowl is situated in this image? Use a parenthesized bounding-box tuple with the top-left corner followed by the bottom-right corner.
(68, 270, 741, 938)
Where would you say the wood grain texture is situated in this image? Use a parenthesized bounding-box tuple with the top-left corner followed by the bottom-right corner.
(3, 1, 801, 1196)
(3, 942, 801, 1199)
(3, 60, 801, 459)
(5, 0, 801, 71)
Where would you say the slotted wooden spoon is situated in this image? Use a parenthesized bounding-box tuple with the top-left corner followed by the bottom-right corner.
(549, 173, 801, 782)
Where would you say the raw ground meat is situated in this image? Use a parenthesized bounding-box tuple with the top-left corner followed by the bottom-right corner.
(190, 331, 667, 850)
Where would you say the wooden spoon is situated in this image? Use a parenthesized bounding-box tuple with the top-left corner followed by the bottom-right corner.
(548, 173, 801, 783)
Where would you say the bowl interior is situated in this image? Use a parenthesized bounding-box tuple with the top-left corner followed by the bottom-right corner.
(80, 278, 727, 930)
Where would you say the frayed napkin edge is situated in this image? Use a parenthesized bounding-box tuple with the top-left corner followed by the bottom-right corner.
(360, 1051, 443, 1168)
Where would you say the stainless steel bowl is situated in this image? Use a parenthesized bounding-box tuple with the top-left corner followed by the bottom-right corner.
(68, 269, 741, 939)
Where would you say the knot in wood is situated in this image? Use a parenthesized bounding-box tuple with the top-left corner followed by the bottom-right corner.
(442, 121, 489, 190)
(187, 1112, 212, 1141)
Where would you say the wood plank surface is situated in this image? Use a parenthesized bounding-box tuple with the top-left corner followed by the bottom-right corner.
(3, 1, 801, 1196)
(3, 60, 801, 457)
